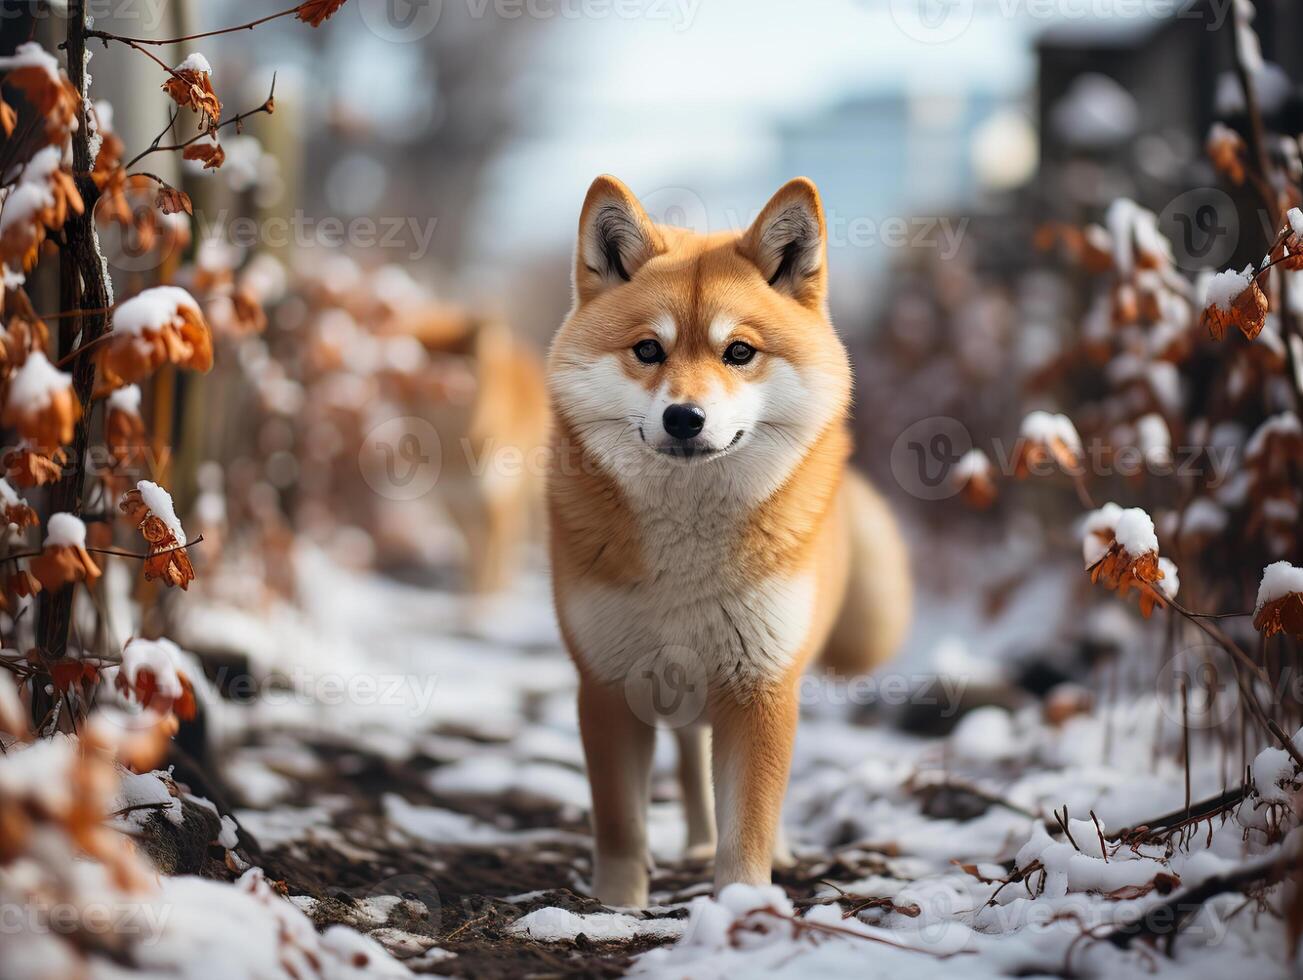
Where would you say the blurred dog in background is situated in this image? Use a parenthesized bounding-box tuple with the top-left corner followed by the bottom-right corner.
(394, 305, 549, 594)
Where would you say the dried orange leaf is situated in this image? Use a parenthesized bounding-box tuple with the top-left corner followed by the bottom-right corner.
(0, 352, 81, 453)
(155, 183, 193, 216)
(30, 514, 101, 591)
(1206, 122, 1246, 186)
(297, 0, 350, 27)
(1012, 411, 1083, 477)
(97, 286, 213, 391)
(3, 445, 65, 488)
(0, 44, 80, 145)
(1201, 266, 1268, 341)
(161, 55, 221, 130)
(120, 482, 195, 590)
(1254, 562, 1303, 639)
(182, 138, 225, 171)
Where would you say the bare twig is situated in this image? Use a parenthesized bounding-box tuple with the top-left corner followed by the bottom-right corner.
(87, 5, 305, 47)
(55, 330, 116, 368)
(2, 536, 202, 566)
(113, 801, 176, 818)
(1105, 852, 1303, 951)
(1070, 471, 1097, 511)
(737, 907, 971, 960)
(1053, 806, 1082, 851)
(1166, 595, 1268, 686)
(34, 305, 116, 322)
(87, 535, 204, 562)
(88, 34, 190, 85)
(1181, 680, 1192, 821)
(985, 860, 1044, 907)
(1225, 6, 1303, 411)
(1090, 811, 1109, 862)
(123, 75, 276, 171)
(1110, 785, 1247, 844)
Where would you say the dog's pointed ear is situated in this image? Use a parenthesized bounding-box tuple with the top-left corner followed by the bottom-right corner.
(574, 175, 662, 302)
(739, 178, 827, 308)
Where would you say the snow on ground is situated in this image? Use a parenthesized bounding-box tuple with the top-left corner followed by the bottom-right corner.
(148, 539, 1303, 976)
(155, 539, 1303, 974)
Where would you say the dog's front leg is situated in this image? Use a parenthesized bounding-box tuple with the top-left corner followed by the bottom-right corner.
(710, 682, 799, 890)
(578, 676, 655, 907)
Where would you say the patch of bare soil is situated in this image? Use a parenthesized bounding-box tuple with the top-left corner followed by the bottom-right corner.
(189, 729, 903, 978)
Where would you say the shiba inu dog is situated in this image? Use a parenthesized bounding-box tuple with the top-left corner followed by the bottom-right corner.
(395, 307, 548, 593)
(546, 175, 911, 906)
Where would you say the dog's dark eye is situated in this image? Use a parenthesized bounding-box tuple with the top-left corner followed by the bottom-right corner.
(633, 339, 666, 364)
(723, 341, 756, 365)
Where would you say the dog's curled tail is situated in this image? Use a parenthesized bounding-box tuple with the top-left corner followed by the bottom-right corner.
(819, 472, 912, 676)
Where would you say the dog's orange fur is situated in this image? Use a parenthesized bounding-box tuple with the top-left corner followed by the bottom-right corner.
(398, 308, 549, 593)
(547, 176, 911, 906)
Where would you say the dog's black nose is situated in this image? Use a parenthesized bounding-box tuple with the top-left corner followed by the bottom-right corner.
(663, 403, 706, 440)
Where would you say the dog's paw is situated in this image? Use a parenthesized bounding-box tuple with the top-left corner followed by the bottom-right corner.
(771, 843, 798, 870)
(593, 858, 650, 908)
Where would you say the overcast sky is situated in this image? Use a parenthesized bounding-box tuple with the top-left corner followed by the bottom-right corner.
(465, 0, 1169, 264)
(200, 0, 1172, 298)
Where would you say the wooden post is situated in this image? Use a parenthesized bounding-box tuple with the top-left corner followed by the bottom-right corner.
(37, 0, 112, 669)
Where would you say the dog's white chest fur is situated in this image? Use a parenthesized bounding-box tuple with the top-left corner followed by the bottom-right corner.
(562, 485, 814, 693)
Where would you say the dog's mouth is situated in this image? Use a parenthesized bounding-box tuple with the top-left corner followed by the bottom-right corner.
(642, 428, 746, 462)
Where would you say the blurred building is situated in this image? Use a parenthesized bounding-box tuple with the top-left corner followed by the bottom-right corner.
(1035, 0, 1301, 267)
(775, 89, 1010, 325)
(856, 0, 1303, 484)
